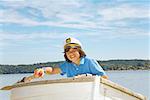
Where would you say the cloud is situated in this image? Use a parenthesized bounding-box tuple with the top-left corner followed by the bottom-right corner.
(0, 32, 64, 41)
(0, 0, 149, 40)
(99, 4, 149, 21)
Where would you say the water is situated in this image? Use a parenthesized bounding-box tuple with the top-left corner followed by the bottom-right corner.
(0, 70, 149, 100)
(107, 70, 150, 99)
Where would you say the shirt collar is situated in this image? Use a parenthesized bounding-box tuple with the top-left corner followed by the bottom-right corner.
(80, 57, 85, 65)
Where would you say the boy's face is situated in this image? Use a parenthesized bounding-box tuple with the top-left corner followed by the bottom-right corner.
(66, 48, 80, 63)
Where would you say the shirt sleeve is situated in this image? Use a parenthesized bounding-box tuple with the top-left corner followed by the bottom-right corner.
(59, 62, 67, 75)
(89, 59, 106, 76)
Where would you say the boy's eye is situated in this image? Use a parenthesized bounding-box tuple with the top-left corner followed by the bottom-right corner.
(65, 47, 71, 52)
(73, 47, 78, 50)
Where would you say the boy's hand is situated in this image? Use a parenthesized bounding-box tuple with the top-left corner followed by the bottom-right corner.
(34, 68, 44, 78)
(45, 67, 53, 74)
(101, 75, 109, 79)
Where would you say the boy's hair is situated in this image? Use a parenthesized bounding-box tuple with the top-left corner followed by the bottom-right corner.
(64, 48, 86, 62)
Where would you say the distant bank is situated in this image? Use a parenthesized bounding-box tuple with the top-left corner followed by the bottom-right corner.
(0, 59, 149, 74)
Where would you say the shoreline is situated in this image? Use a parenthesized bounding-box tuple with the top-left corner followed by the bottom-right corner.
(0, 69, 149, 75)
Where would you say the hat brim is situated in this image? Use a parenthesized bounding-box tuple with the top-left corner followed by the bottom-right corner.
(64, 43, 81, 49)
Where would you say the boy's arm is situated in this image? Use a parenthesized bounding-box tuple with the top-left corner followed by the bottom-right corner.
(19, 67, 62, 83)
(45, 67, 61, 74)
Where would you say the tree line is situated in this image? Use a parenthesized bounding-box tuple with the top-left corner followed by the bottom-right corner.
(0, 60, 149, 74)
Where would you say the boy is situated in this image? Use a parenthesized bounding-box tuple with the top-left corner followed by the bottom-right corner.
(21, 37, 108, 82)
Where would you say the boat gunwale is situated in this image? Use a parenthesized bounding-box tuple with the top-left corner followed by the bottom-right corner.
(100, 77, 147, 100)
(11, 76, 95, 89)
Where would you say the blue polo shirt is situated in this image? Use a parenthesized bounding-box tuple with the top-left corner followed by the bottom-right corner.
(59, 57, 106, 77)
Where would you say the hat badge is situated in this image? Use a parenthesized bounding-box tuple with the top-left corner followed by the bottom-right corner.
(66, 38, 71, 43)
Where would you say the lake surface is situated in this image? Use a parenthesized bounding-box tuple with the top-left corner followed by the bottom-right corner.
(0, 70, 149, 100)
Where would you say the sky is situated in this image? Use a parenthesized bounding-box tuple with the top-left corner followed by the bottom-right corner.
(0, 0, 149, 65)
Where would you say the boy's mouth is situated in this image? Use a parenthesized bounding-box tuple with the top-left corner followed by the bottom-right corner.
(70, 55, 75, 59)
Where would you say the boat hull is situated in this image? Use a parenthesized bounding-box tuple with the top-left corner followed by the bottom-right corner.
(3, 76, 146, 100)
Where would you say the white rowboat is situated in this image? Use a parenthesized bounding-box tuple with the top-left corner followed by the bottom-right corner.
(1, 76, 146, 100)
